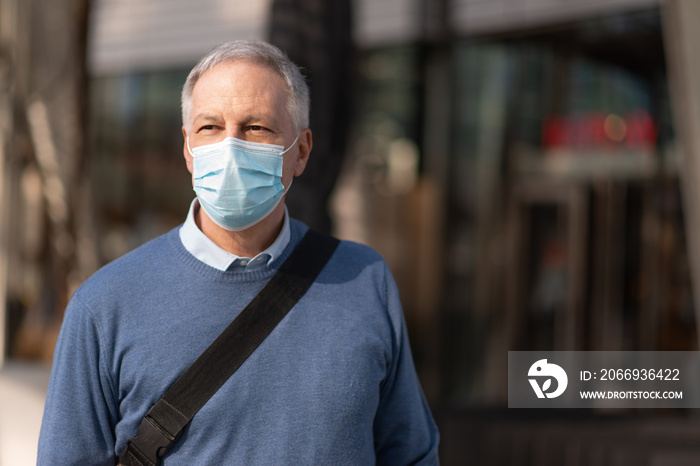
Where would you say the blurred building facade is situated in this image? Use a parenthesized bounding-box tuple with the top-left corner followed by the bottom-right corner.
(3, 0, 700, 464)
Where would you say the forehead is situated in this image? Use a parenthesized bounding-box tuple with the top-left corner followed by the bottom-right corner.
(191, 60, 289, 114)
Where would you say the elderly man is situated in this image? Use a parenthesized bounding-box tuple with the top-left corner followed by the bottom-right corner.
(38, 40, 439, 464)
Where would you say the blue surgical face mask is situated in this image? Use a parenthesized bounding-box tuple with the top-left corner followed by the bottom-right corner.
(187, 134, 299, 231)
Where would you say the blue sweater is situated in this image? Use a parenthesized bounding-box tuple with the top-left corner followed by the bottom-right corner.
(38, 220, 439, 465)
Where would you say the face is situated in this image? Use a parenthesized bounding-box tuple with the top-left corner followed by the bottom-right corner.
(182, 60, 311, 189)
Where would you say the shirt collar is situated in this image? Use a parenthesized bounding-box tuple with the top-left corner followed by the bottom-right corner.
(179, 198, 291, 272)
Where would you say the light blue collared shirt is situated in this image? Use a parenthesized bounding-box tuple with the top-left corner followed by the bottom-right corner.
(178, 199, 291, 272)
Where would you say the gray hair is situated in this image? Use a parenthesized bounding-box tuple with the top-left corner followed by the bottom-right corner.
(181, 40, 310, 134)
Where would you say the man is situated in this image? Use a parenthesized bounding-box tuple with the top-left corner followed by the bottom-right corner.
(38, 40, 439, 464)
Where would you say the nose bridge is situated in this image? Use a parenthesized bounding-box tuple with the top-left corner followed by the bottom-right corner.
(226, 124, 244, 140)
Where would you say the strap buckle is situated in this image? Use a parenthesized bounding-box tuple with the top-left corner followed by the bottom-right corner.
(122, 416, 175, 465)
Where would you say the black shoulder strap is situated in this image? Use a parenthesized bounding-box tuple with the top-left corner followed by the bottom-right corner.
(119, 229, 340, 466)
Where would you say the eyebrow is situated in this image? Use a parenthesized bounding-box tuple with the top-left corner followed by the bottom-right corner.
(241, 114, 279, 127)
(192, 112, 224, 124)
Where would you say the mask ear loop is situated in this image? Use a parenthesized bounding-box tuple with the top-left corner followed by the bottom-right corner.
(279, 133, 300, 196)
(280, 132, 301, 155)
(186, 136, 194, 157)
(267, 133, 299, 226)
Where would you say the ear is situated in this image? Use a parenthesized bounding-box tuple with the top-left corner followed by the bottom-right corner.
(293, 128, 312, 177)
(182, 126, 194, 175)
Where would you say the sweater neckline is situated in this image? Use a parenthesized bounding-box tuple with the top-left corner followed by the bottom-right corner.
(167, 219, 308, 283)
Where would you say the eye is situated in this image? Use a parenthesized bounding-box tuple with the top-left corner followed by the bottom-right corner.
(198, 124, 218, 132)
(248, 125, 271, 133)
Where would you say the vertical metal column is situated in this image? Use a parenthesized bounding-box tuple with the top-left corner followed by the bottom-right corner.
(418, 0, 451, 402)
(662, 0, 700, 348)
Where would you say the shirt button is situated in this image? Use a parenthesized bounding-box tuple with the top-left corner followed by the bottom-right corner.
(240, 259, 249, 266)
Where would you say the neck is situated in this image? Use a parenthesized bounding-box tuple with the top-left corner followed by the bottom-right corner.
(196, 203, 285, 258)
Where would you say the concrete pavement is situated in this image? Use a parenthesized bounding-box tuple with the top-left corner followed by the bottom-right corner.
(0, 360, 50, 466)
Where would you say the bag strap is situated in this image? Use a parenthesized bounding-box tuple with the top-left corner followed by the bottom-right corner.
(118, 229, 339, 466)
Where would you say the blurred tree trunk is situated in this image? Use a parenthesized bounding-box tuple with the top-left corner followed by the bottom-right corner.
(0, 0, 97, 364)
(268, 0, 355, 234)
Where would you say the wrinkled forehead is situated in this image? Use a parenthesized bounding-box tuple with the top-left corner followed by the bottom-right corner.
(198, 57, 291, 97)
